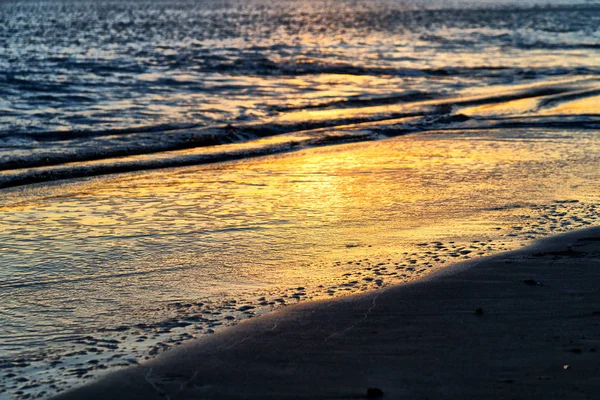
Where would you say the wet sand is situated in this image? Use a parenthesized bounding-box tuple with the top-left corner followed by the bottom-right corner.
(53, 226, 600, 399)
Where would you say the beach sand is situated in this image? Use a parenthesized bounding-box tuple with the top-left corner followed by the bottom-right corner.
(53, 226, 600, 399)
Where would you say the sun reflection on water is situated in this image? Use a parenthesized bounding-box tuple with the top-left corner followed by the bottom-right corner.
(0, 127, 599, 398)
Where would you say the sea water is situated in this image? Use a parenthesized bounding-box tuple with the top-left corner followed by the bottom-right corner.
(1, 1, 600, 398)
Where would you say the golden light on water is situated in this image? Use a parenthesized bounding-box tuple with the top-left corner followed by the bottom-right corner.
(542, 94, 600, 115)
(3, 126, 598, 292)
(1, 97, 600, 399)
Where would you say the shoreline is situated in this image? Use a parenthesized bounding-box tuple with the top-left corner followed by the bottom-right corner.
(3, 122, 598, 400)
(53, 226, 600, 399)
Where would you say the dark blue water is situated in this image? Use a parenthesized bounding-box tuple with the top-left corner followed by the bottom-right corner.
(2, 0, 598, 133)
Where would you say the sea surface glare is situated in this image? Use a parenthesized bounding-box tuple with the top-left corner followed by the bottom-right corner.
(1, 1, 600, 399)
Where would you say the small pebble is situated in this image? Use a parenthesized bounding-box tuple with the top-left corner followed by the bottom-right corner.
(367, 387, 384, 398)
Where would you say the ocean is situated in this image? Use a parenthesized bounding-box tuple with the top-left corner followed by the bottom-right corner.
(1, 0, 599, 398)
(1, 0, 599, 187)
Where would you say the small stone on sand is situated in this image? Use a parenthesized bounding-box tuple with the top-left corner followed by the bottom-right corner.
(366, 387, 384, 398)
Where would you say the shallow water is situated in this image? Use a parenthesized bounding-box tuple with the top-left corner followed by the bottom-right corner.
(1, 127, 599, 398)
(1, 0, 600, 399)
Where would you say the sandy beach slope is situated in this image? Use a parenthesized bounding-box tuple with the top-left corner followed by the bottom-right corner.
(54, 227, 600, 399)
